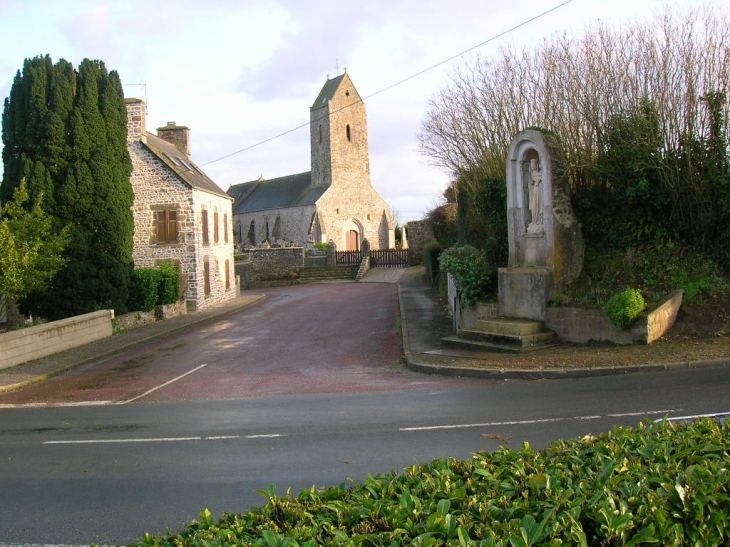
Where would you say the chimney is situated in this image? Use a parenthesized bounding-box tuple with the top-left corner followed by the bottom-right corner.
(157, 121, 191, 158)
(125, 98, 146, 142)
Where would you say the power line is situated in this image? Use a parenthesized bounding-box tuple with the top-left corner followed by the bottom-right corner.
(200, 0, 574, 168)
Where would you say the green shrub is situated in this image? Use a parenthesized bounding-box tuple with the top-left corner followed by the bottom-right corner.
(439, 244, 490, 307)
(604, 288, 646, 329)
(313, 242, 329, 253)
(128, 268, 161, 312)
(158, 263, 181, 305)
(133, 418, 730, 547)
(422, 240, 442, 285)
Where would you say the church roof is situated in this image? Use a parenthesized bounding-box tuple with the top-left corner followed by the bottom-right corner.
(311, 73, 346, 110)
(228, 172, 328, 214)
(142, 133, 231, 199)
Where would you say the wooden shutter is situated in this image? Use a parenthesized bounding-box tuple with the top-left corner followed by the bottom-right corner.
(225, 259, 230, 289)
(224, 214, 229, 243)
(167, 211, 178, 242)
(156, 211, 167, 243)
(202, 210, 209, 244)
(214, 212, 219, 244)
(204, 261, 211, 295)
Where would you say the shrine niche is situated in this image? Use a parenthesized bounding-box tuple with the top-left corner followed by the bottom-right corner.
(499, 129, 584, 320)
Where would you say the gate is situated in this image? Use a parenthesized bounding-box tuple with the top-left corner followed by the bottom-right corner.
(335, 250, 362, 265)
(370, 249, 408, 268)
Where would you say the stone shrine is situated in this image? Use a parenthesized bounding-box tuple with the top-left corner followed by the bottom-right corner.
(498, 129, 584, 321)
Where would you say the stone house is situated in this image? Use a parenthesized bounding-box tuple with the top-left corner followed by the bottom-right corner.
(227, 71, 395, 251)
(126, 98, 236, 311)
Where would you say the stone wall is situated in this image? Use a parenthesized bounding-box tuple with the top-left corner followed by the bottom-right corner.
(455, 291, 684, 345)
(0, 310, 113, 370)
(236, 247, 305, 289)
(234, 205, 316, 248)
(405, 219, 434, 265)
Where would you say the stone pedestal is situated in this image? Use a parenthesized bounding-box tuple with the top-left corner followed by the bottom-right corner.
(498, 267, 552, 321)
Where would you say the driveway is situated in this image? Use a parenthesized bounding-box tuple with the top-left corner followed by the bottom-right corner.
(0, 283, 486, 406)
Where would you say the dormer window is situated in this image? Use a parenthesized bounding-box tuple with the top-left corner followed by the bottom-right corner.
(346, 124, 351, 142)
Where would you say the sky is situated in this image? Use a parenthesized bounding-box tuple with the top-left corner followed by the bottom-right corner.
(0, 0, 727, 224)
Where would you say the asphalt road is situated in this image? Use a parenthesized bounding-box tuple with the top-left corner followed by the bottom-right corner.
(1, 282, 729, 545)
(2, 365, 730, 546)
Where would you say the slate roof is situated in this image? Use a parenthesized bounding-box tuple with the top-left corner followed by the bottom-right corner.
(142, 133, 231, 199)
(311, 74, 346, 110)
(228, 172, 329, 215)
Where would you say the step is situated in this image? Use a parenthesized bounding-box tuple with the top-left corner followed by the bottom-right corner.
(457, 328, 556, 348)
(441, 335, 553, 354)
(476, 318, 545, 336)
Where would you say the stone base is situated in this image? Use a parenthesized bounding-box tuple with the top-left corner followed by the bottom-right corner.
(498, 267, 552, 321)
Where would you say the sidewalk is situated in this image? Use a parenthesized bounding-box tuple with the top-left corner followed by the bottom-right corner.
(0, 293, 265, 392)
(1, 267, 728, 392)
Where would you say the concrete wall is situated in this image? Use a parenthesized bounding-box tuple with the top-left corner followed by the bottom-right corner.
(236, 247, 305, 289)
(0, 310, 113, 370)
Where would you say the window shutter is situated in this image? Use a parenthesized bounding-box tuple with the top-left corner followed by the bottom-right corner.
(214, 212, 219, 244)
(168, 211, 178, 242)
(156, 211, 166, 242)
(224, 214, 229, 243)
(202, 210, 209, 244)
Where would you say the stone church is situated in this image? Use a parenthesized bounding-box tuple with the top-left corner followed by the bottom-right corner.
(227, 72, 395, 251)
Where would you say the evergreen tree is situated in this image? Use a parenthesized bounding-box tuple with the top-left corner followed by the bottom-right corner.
(1, 55, 134, 319)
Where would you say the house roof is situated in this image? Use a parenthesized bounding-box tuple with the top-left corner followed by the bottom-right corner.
(311, 73, 346, 110)
(142, 133, 231, 200)
(228, 172, 328, 214)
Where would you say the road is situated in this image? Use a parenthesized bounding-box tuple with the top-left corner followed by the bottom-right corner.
(0, 283, 729, 545)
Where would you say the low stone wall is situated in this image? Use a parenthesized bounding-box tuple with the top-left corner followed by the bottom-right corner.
(113, 310, 156, 332)
(456, 290, 684, 345)
(0, 310, 113, 370)
(155, 301, 187, 320)
(546, 290, 683, 344)
(236, 247, 305, 289)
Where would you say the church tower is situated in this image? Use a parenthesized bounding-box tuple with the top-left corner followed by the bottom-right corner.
(310, 71, 371, 189)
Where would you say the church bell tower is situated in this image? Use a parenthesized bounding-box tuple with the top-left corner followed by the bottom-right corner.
(310, 71, 372, 189)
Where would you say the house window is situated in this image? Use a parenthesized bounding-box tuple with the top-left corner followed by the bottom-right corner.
(225, 259, 230, 290)
(346, 124, 351, 142)
(224, 214, 228, 243)
(202, 210, 209, 244)
(155, 210, 178, 244)
(204, 261, 211, 296)
(214, 211, 219, 244)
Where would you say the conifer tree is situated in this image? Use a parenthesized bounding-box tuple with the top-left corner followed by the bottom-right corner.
(1, 55, 134, 319)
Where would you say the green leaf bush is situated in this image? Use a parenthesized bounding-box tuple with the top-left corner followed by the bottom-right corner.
(158, 263, 182, 305)
(439, 245, 491, 308)
(128, 268, 161, 312)
(422, 240, 442, 285)
(128, 265, 182, 312)
(132, 418, 730, 547)
(604, 288, 646, 330)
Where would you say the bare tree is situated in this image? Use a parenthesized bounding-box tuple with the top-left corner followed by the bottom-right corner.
(419, 4, 730, 206)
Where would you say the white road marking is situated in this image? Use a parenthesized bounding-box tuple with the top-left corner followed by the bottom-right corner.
(119, 364, 208, 404)
(400, 409, 682, 432)
(43, 434, 287, 445)
(0, 401, 113, 409)
(0, 544, 88, 547)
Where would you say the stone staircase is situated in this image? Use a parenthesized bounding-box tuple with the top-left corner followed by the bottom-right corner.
(442, 317, 556, 353)
(299, 265, 359, 283)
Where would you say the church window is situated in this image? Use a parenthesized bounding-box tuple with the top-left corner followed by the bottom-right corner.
(346, 124, 351, 142)
(202, 209, 209, 244)
(214, 211, 220, 244)
(155, 210, 178, 244)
